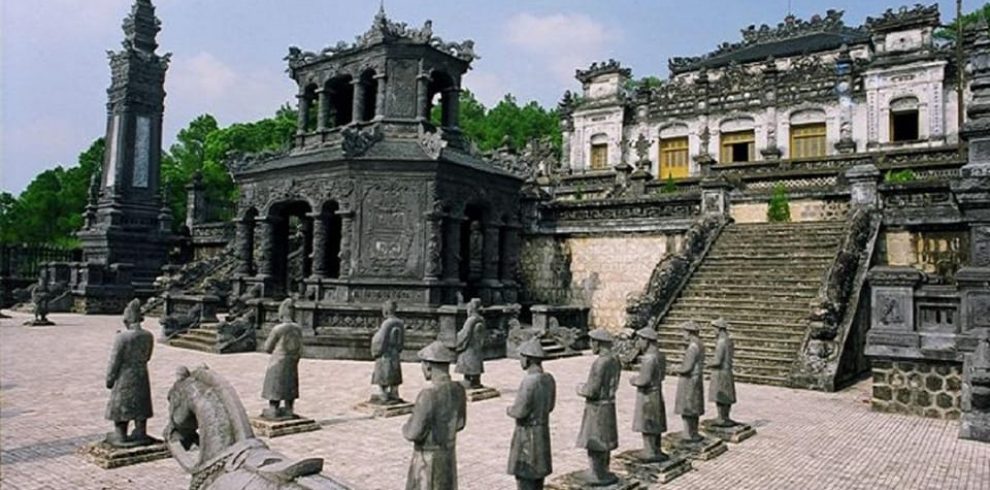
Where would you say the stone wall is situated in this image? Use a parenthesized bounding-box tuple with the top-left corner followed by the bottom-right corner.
(870, 359, 962, 419)
(731, 199, 850, 223)
(520, 233, 681, 332)
(880, 229, 969, 277)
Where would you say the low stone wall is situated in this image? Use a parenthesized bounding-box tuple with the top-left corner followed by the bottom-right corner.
(870, 359, 962, 419)
(731, 198, 850, 223)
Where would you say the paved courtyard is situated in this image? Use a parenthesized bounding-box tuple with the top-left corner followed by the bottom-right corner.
(0, 311, 987, 490)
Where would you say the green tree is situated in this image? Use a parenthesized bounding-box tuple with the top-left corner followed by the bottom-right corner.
(432, 89, 561, 154)
(767, 184, 791, 223)
(935, 3, 990, 41)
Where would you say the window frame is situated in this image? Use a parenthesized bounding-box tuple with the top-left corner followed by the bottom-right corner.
(719, 130, 755, 164)
(789, 122, 827, 159)
(658, 136, 690, 179)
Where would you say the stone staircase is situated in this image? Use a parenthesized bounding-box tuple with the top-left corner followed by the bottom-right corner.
(656, 221, 847, 387)
(167, 325, 222, 353)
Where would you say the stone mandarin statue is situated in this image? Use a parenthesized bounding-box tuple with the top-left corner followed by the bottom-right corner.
(261, 298, 303, 419)
(403, 340, 467, 490)
(674, 320, 705, 441)
(575, 328, 622, 486)
(706, 318, 737, 427)
(370, 299, 406, 404)
(455, 298, 487, 389)
(507, 338, 556, 490)
(630, 327, 668, 462)
(30, 277, 52, 325)
(104, 298, 155, 447)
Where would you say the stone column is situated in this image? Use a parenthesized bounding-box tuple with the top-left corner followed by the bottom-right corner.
(336, 209, 354, 278)
(236, 215, 255, 276)
(835, 47, 856, 154)
(443, 88, 461, 128)
(351, 80, 366, 124)
(308, 211, 327, 279)
(760, 58, 782, 160)
(296, 93, 310, 134)
(256, 217, 274, 278)
(185, 171, 205, 230)
(424, 207, 443, 280)
(846, 163, 881, 209)
(316, 88, 331, 131)
(374, 74, 387, 119)
(416, 72, 430, 121)
(301, 216, 314, 278)
(481, 221, 500, 283)
(443, 216, 462, 281)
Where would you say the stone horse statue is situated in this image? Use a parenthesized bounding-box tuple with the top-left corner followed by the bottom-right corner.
(165, 365, 352, 490)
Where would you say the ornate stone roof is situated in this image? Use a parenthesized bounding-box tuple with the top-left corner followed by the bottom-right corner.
(668, 10, 868, 74)
(285, 6, 478, 70)
(866, 4, 940, 33)
(575, 59, 631, 83)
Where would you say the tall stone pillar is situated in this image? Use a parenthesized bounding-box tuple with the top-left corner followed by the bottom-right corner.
(336, 209, 354, 277)
(235, 215, 255, 276)
(309, 211, 327, 279)
(835, 47, 856, 154)
(760, 58, 782, 160)
(443, 216, 461, 281)
(424, 207, 443, 280)
(352, 80, 366, 124)
(316, 88, 330, 131)
(443, 88, 460, 128)
(416, 71, 430, 121)
(296, 93, 310, 134)
(256, 217, 274, 278)
(374, 74, 387, 119)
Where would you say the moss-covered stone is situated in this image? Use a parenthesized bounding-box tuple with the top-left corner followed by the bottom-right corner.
(897, 388, 912, 404)
(925, 374, 943, 392)
(936, 393, 954, 409)
(915, 390, 931, 408)
(873, 385, 892, 401)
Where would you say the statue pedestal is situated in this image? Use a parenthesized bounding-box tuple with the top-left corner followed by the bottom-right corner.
(661, 432, 728, 461)
(547, 470, 642, 489)
(700, 419, 757, 443)
(353, 399, 414, 418)
(249, 415, 321, 438)
(23, 319, 55, 327)
(80, 436, 170, 469)
(464, 386, 501, 402)
(613, 450, 691, 484)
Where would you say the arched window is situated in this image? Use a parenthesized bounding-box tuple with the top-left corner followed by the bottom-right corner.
(428, 71, 458, 128)
(719, 117, 756, 164)
(889, 96, 920, 142)
(359, 69, 378, 122)
(789, 109, 827, 159)
(324, 75, 354, 128)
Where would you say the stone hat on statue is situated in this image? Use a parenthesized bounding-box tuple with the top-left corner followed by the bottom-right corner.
(123, 298, 144, 325)
(518, 338, 548, 359)
(588, 328, 614, 343)
(635, 327, 658, 341)
(418, 340, 457, 363)
(278, 298, 295, 323)
(711, 318, 730, 330)
(680, 320, 700, 333)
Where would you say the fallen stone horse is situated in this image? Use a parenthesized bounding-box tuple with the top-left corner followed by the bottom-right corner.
(165, 365, 352, 490)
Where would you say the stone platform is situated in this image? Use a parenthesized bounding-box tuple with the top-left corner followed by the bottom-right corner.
(614, 449, 691, 484)
(465, 386, 501, 402)
(249, 415, 321, 438)
(661, 432, 728, 461)
(23, 319, 55, 327)
(547, 470, 642, 490)
(80, 437, 170, 469)
(701, 419, 757, 443)
(353, 399, 415, 418)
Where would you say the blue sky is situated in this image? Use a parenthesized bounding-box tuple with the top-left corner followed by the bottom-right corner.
(0, 0, 956, 194)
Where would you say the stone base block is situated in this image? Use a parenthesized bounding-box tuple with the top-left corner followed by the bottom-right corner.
(661, 432, 728, 461)
(23, 319, 55, 327)
(700, 419, 757, 443)
(250, 415, 321, 438)
(80, 437, 170, 469)
(353, 399, 415, 418)
(465, 386, 501, 402)
(547, 469, 642, 489)
(614, 450, 691, 484)
(959, 411, 990, 442)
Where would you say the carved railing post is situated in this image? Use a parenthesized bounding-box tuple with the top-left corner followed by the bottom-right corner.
(235, 215, 255, 276)
(308, 211, 327, 279)
(336, 208, 354, 278)
(256, 217, 274, 278)
(846, 163, 881, 209)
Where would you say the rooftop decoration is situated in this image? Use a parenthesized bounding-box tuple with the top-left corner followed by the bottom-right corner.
(575, 59, 631, 83)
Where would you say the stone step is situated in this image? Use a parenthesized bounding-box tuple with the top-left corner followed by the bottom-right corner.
(683, 280, 821, 292)
(659, 317, 810, 332)
(674, 297, 814, 310)
(655, 330, 803, 347)
(696, 262, 829, 273)
(703, 254, 836, 263)
(664, 302, 810, 315)
(168, 337, 217, 353)
(677, 289, 819, 301)
(181, 328, 219, 342)
(662, 311, 806, 325)
(660, 343, 796, 361)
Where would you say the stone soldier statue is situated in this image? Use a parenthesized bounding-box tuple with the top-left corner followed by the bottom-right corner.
(31, 277, 51, 324)
(630, 327, 667, 462)
(707, 318, 737, 427)
(507, 338, 556, 490)
(403, 340, 467, 490)
(455, 298, 486, 389)
(370, 299, 405, 404)
(104, 298, 155, 447)
(261, 298, 303, 419)
(674, 320, 705, 441)
(575, 328, 621, 486)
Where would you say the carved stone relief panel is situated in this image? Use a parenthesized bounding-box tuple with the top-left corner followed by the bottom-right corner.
(356, 179, 425, 278)
(871, 286, 915, 331)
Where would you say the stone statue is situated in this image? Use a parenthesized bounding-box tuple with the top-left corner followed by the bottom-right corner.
(455, 298, 486, 389)
(507, 338, 556, 490)
(261, 298, 303, 420)
(403, 340, 467, 490)
(160, 303, 203, 339)
(165, 366, 352, 489)
(574, 328, 621, 486)
(216, 307, 257, 354)
(370, 299, 405, 404)
(674, 321, 705, 441)
(104, 298, 155, 447)
(630, 327, 668, 462)
(706, 318, 737, 427)
(30, 278, 52, 325)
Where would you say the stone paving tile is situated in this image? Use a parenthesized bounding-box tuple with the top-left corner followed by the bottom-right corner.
(1, 311, 988, 489)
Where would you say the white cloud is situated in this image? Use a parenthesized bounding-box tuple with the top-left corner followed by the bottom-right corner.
(504, 12, 617, 84)
(169, 52, 238, 99)
(462, 71, 505, 107)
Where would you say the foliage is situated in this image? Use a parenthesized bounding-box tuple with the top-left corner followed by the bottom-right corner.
(884, 169, 918, 183)
(624, 76, 664, 93)
(573, 183, 585, 201)
(935, 3, 990, 41)
(662, 173, 678, 194)
(431, 89, 561, 154)
(767, 183, 791, 223)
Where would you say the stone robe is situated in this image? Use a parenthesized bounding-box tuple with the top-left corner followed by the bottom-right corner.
(631, 351, 667, 435)
(371, 316, 405, 387)
(455, 315, 485, 376)
(403, 380, 467, 490)
(507, 371, 556, 480)
(674, 339, 705, 417)
(261, 321, 303, 402)
(576, 353, 621, 451)
(709, 333, 736, 404)
(105, 328, 154, 421)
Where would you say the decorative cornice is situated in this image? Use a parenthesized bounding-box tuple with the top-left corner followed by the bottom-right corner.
(865, 4, 940, 33)
(575, 59, 631, 83)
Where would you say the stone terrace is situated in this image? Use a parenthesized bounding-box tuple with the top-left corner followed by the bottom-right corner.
(0, 311, 987, 490)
